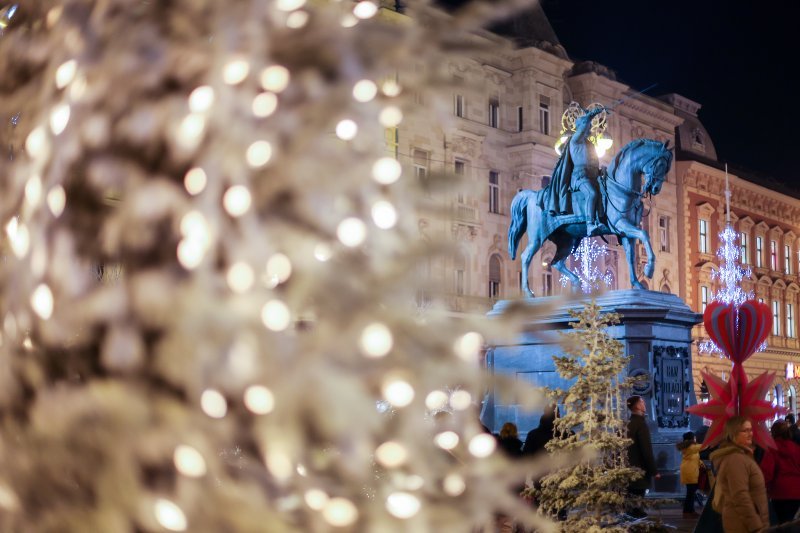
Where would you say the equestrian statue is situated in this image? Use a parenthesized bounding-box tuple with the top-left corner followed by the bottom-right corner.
(508, 104, 673, 297)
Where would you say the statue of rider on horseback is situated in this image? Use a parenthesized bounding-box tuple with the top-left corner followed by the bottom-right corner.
(508, 102, 673, 297)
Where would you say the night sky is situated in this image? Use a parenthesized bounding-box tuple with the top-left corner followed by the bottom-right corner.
(540, 0, 798, 188)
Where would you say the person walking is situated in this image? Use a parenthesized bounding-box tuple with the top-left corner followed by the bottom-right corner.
(760, 420, 800, 526)
(786, 413, 800, 446)
(496, 422, 523, 458)
(709, 416, 769, 533)
(626, 395, 659, 518)
(676, 431, 703, 518)
(494, 422, 524, 533)
(522, 405, 557, 457)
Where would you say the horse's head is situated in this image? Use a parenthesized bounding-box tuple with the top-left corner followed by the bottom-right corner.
(642, 141, 673, 196)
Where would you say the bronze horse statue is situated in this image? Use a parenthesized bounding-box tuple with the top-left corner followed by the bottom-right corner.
(508, 139, 673, 297)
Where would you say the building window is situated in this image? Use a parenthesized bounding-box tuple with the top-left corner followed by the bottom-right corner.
(454, 94, 465, 118)
(488, 98, 499, 128)
(756, 236, 763, 267)
(700, 285, 709, 312)
(489, 254, 501, 299)
(788, 303, 795, 338)
(699, 219, 709, 254)
(488, 171, 500, 214)
(538, 95, 550, 135)
(455, 160, 467, 204)
(516, 106, 523, 132)
(415, 257, 432, 308)
(455, 269, 464, 296)
(542, 270, 553, 296)
(740, 232, 749, 264)
(786, 245, 792, 274)
(773, 300, 780, 336)
(413, 149, 429, 181)
(700, 380, 709, 403)
(771, 240, 778, 270)
(659, 216, 670, 252)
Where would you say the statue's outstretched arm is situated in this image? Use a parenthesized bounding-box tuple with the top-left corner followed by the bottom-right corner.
(573, 116, 592, 142)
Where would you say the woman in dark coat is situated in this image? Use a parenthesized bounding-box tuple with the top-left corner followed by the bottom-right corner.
(496, 422, 523, 457)
(523, 405, 557, 456)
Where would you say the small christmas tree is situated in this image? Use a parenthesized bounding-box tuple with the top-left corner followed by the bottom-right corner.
(535, 302, 649, 531)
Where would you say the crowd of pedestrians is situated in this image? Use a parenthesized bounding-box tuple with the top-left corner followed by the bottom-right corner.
(697, 413, 800, 532)
(488, 408, 800, 532)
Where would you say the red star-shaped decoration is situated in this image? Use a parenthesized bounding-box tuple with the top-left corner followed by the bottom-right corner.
(739, 370, 786, 449)
(687, 370, 736, 448)
(687, 367, 786, 449)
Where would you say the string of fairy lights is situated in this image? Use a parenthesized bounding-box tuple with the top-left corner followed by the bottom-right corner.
(559, 238, 614, 294)
(0, 1, 520, 530)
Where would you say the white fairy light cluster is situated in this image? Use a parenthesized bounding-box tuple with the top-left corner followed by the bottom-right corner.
(698, 224, 758, 355)
(712, 225, 753, 307)
(560, 238, 613, 293)
(0, 1, 555, 532)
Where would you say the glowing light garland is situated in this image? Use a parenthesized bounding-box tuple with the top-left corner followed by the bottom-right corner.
(698, 224, 761, 355)
(559, 238, 612, 294)
(712, 225, 753, 306)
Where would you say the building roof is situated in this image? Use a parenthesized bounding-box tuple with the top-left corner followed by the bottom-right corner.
(487, 4, 566, 57)
(435, 0, 568, 58)
(659, 93, 718, 162)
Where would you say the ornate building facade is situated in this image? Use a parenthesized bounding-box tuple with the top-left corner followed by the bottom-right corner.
(391, 4, 800, 417)
(669, 97, 800, 417)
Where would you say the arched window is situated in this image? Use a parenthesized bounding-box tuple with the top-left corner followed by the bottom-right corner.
(541, 264, 553, 296)
(489, 254, 502, 299)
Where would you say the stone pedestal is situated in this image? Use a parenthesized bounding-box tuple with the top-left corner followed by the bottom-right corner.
(482, 289, 702, 496)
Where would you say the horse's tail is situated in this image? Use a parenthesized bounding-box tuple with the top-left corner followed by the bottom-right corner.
(508, 190, 535, 260)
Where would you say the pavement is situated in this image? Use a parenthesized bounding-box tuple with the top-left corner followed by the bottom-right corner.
(649, 501, 701, 533)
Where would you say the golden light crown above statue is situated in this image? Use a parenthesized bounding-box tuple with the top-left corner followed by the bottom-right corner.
(554, 101, 613, 157)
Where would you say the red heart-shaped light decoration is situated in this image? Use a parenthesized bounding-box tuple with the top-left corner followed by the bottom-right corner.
(704, 301, 736, 358)
(734, 300, 772, 363)
(703, 300, 771, 363)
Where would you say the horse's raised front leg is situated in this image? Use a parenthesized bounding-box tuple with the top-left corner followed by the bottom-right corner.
(615, 219, 656, 279)
(551, 235, 581, 292)
(621, 236, 645, 290)
(520, 234, 543, 298)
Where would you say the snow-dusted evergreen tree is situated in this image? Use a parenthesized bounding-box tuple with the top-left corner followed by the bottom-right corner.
(0, 1, 554, 532)
(535, 301, 649, 531)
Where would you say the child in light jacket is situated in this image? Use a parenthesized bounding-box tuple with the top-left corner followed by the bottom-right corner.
(676, 431, 703, 517)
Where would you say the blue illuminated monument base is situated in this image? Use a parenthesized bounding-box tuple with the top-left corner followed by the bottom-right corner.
(483, 289, 703, 496)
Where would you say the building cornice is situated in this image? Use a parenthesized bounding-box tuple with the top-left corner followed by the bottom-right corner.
(620, 98, 684, 128)
(680, 161, 800, 226)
